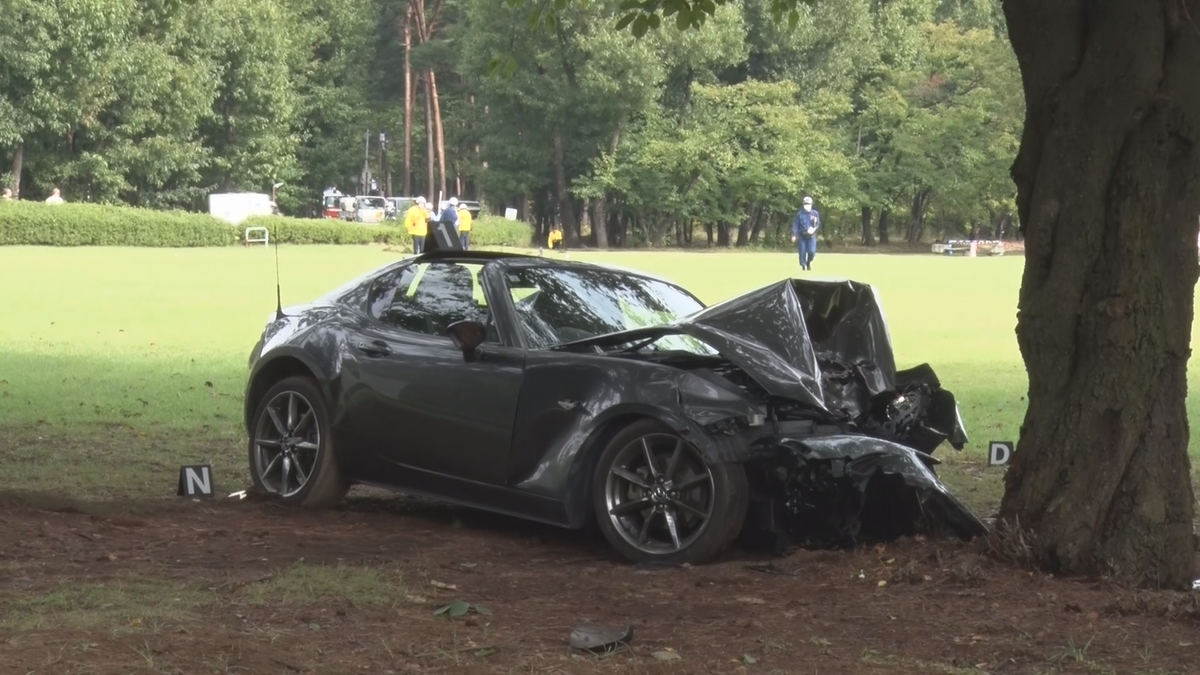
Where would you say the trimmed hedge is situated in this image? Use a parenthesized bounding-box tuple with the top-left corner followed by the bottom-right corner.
(460, 215, 533, 248)
(242, 214, 532, 248)
(0, 200, 237, 247)
(243, 215, 392, 245)
(0, 199, 534, 248)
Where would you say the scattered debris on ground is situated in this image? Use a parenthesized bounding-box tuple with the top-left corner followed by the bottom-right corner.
(0, 491, 1196, 674)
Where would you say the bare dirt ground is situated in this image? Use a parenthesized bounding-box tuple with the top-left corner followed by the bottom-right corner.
(1, 489, 1196, 675)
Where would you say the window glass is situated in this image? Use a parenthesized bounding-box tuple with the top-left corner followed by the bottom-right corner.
(503, 266, 709, 351)
(368, 262, 493, 339)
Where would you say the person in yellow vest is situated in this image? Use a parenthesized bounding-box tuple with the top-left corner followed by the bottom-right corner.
(541, 225, 564, 256)
(403, 196, 429, 254)
(455, 199, 473, 250)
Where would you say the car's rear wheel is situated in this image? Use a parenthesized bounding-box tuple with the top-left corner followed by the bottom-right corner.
(248, 376, 349, 507)
(592, 419, 748, 565)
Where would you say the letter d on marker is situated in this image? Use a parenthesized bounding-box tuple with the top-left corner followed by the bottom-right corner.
(988, 441, 1013, 467)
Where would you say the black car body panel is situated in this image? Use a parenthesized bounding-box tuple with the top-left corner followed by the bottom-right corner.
(244, 250, 986, 548)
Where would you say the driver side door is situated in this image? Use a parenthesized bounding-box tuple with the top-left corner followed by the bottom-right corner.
(341, 260, 525, 487)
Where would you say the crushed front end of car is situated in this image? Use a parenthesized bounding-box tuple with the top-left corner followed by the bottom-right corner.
(559, 277, 988, 549)
(687, 278, 986, 547)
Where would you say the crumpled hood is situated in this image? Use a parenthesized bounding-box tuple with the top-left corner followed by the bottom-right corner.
(556, 279, 898, 413)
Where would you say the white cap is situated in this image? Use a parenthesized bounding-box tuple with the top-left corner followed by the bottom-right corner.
(803, 196, 813, 205)
(449, 197, 459, 207)
(416, 196, 427, 205)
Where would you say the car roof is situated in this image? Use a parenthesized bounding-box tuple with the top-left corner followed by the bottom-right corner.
(411, 250, 692, 297)
(412, 250, 676, 282)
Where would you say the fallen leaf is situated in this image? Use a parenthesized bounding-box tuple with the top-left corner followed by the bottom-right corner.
(430, 580, 458, 591)
(652, 651, 681, 661)
(433, 600, 471, 617)
(877, 580, 887, 587)
(735, 596, 765, 604)
(743, 654, 757, 665)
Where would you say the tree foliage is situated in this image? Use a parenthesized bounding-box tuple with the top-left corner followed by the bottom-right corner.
(0, 0, 1022, 247)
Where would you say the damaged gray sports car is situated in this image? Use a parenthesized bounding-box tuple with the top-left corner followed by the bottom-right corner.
(243, 250, 987, 564)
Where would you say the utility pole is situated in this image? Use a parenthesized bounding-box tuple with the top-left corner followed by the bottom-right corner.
(362, 129, 371, 193)
(380, 132, 390, 198)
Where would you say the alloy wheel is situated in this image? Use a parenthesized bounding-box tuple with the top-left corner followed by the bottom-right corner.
(604, 433, 716, 554)
(253, 390, 321, 498)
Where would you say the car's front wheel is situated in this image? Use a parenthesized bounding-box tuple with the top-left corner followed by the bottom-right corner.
(592, 419, 748, 564)
(248, 376, 349, 507)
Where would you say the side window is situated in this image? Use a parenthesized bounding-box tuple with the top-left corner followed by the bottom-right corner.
(368, 262, 494, 339)
(367, 265, 419, 323)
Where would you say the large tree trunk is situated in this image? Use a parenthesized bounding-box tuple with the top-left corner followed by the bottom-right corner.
(10, 141, 23, 198)
(422, 77, 435, 198)
(403, 7, 413, 196)
(861, 206, 874, 246)
(428, 70, 447, 197)
(552, 128, 579, 245)
(877, 208, 890, 245)
(998, 0, 1200, 589)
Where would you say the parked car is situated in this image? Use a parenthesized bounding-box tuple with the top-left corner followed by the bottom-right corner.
(242, 251, 985, 564)
(359, 196, 389, 223)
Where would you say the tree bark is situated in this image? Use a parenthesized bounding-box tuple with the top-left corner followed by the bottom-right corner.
(590, 122, 621, 250)
(428, 70, 447, 196)
(422, 76, 434, 198)
(552, 128, 579, 245)
(998, 0, 1200, 589)
(10, 141, 23, 198)
(906, 188, 931, 244)
(877, 208, 890, 245)
(403, 7, 413, 196)
(735, 202, 759, 247)
(749, 206, 767, 243)
(861, 206, 875, 245)
(410, 0, 447, 199)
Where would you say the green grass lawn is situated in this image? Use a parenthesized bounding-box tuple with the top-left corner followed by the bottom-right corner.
(0, 244, 1195, 513)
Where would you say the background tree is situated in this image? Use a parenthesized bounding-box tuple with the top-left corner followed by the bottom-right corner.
(0, 0, 1024, 250)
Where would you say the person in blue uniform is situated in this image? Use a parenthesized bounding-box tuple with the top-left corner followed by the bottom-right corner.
(791, 196, 820, 271)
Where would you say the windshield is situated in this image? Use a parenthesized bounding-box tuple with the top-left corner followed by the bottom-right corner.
(358, 197, 386, 209)
(503, 265, 712, 351)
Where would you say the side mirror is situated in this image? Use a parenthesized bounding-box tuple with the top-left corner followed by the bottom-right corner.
(446, 320, 487, 362)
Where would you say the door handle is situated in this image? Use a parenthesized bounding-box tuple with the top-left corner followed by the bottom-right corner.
(356, 340, 392, 357)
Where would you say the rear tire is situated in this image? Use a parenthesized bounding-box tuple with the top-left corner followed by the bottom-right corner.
(248, 376, 350, 507)
(592, 419, 748, 565)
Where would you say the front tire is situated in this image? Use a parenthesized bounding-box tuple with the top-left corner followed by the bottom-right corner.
(248, 376, 349, 507)
(592, 419, 748, 564)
